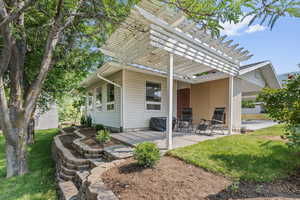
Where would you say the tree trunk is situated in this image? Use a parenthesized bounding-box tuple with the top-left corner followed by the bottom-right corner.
(4, 113, 29, 177)
(27, 117, 35, 144)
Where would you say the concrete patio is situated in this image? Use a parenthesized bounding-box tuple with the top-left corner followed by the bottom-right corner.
(111, 120, 277, 151)
(111, 130, 236, 151)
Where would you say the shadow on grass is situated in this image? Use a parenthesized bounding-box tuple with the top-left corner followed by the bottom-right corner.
(208, 143, 299, 182)
(0, 129, 58, 200)
(205, 143, 300, 199)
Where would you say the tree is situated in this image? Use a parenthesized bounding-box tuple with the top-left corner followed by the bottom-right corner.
(0, 0, 136, 177)
(258, 72, 300, 147)
(0, 0, 299, 178)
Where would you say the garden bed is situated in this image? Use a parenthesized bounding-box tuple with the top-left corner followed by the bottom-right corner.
(59, 134, 83, 158)
(102, 156, 300, 200)
(102, 156, 231, 200)
(82, 137, 121, 149)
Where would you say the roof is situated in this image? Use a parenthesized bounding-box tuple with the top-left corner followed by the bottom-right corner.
(81, 60, 282, 90)
(99, 0, 253, 78)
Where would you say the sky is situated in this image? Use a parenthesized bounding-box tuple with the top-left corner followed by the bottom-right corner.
(220, 16, 300, 75)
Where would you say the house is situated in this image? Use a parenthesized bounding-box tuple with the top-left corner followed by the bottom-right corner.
(80, 0, 281, 149)
(35, 104, 59, 130)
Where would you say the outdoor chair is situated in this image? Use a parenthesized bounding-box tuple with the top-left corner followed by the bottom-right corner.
(196, 107, 226, 135)
(176, 108, 193, 133)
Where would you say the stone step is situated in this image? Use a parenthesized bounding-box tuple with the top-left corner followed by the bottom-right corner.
(63, 160, 90, 171)
(58, 181, 78, 200)
(61, 165, 77, 176)
(104, 145, 134, 160)
(83, 153, 103, 159)
(59, 171, 74, 181)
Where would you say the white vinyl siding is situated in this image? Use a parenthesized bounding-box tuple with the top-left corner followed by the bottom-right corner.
(86, 71, 122, 128)
(123, 70, 177, 130)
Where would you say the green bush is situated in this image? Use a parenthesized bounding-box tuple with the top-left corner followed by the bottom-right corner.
(86, 115, 92, 127)
(133, 142, 160, 168)
(96, 129, 111, 144)
(258, 73, 300, 147)
(80, 115, 86, 125)
(94, 124, 105, 131)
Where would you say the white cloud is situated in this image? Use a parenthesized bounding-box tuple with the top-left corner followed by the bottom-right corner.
(220, 16, 267, 36)
(245, 24, 266, 33)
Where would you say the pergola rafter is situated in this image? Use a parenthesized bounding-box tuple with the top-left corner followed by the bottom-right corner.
(99, 0, 253, 149)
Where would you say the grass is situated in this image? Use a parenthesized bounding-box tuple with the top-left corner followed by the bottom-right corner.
(242, 113, 270, 120)
(169, 125, 300, 182)
(0, 129, 59, 200)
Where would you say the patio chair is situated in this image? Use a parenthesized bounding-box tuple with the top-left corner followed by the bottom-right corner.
(176, 108, 193, 132)
(196, 107, 226, 135)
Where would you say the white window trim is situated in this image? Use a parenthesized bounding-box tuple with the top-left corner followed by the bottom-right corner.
(106, 83, 116, 112)
(95, 87, 103, 112)
(106, 101, 115, 111)
(145, 80, 162, 111)
(87, 95, 93, 111)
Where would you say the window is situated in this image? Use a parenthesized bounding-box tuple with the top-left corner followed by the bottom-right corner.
(87, 92, 93, 110)
(107, 84, 115, 111)
(146, 81, 162, 111)
(95, 87, 102, 111)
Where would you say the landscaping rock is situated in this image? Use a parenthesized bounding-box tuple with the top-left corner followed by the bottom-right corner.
(58, 181, 78, 200)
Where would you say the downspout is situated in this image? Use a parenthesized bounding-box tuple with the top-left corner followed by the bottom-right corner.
(96, 73, 124, 132)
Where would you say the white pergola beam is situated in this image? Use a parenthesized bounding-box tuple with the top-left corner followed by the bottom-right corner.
(228, 76, 234, 134)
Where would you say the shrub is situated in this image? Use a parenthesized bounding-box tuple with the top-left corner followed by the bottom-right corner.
(94, 124, 105, 131)
(80, 115, 86, 125)
(258, 73, 300, 147)
(86, 115, 92, 127)
(133, 142, 160, 168)
(96, 129, 111, 144)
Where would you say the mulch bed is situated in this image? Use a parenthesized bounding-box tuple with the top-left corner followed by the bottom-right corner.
(81, 137, 121, 149)
(62, 127, 76, 133)
(59, 134, 83, 158)
(102, 156, 231, 200)
(102, 156, 300, 200)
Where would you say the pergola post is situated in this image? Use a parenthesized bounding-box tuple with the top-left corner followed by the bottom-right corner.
(167, 53, 174, 149)
(228, 76, 234, 134)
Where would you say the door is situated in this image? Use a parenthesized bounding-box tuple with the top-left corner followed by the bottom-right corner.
(177, 88, 190, 119)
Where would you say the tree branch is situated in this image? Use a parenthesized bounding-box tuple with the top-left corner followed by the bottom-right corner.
(0, 77, 16, 146)
(0, 0, 35, 29)
(24, 0, 83, 121)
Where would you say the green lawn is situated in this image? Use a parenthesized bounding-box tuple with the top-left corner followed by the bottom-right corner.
(0, 129, 59, 200)
(169, 125, 300, 182)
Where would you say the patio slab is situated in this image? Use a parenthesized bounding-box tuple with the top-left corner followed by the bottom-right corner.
(111, 131, 234, 152)
(242, 120, 277, 130)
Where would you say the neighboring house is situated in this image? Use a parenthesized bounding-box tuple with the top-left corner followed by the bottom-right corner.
(278, 71, 300, 85)
(242, 102, 265, 114)
(80, 0, 281, 148)
(35, 104, 59, 130)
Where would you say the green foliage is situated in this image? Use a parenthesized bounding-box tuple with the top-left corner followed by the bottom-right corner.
(86, 115, 93, 128)
(242, 100, 256, 108)
(163, 0, 300, 36)
(169, 125, 300, 182)
(80, 115, 86, 126)
(96, 129, 111, 144)
(258, 74, 300, 147)
(0, 129, 59, 200)
(94, 124, 105, 131)
(58, 95, 82, 124)
(133, 142, 161, 168)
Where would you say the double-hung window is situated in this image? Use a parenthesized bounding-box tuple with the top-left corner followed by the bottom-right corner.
(87, 92, 93, 110)
(146, 81, 162, 111)
(95, 87, 102, 111)
(106, 84, 115, 111)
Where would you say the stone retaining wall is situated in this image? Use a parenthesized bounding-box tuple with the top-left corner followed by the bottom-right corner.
(52, 127, 132, 200)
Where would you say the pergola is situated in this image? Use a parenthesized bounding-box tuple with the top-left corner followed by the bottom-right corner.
(100, 0, 252, 149)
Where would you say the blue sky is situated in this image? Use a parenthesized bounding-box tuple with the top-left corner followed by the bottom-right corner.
(221, 17, 300, 75)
